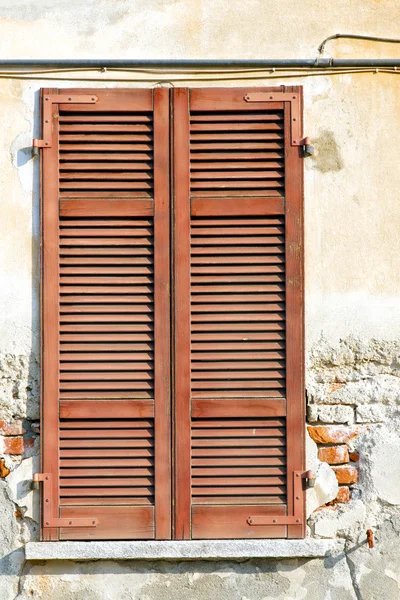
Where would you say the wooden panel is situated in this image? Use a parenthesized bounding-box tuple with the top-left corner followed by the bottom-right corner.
(190, 216, 286, 398)
(60, 506, 154, 540)
(59, 417, 154, 506)
(60, 199, 154, 217)
(192, 505, 286, 539)
(191, 197, 284, 216)
(192, 399, 286, 418)
(58, 90, 154, 200)
(59, 89, 153, 112)
(172, 86, 304, 541)
(41, 87, 171, 542)
(189, 92, 284, 200)
(59, 214, 155, 399)
(191, 417, 286, 505)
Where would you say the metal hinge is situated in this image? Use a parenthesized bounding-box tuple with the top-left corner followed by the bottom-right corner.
(32, 93, 98, 155)
(244, 92, 314, 156)
(247, 470, 314, 526)
(33, 473, 99, 528)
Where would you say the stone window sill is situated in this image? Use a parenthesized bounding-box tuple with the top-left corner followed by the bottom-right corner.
(25, 539, 343, 561)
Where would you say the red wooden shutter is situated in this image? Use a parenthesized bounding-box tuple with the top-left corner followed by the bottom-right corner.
(40, 88, 171, 540)
(173, 87, 305, 539)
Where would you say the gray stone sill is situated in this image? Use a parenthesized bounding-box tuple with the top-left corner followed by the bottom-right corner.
(25, 539, 343, 561)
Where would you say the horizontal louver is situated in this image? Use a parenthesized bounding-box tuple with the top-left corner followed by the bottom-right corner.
(60, 418, 154, 506)
(59, 111, 153, 198)
(59, 216, 154, 399)
(190, 216, 286, 398)
(191, 417, 286, 505)
(190, 110, 284, 197)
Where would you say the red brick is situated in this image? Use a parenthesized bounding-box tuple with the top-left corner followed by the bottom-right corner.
(326, 486, 351, 506)
(333, 465, 358, 484)
(3, 436, 24, 455)
(0, 458, 10, 478)
(335, 486, 351, 503)
(318, 445, 349, 465)
(349, 451, 360, 462)
(307, 425, 360, 445)
(0, 420, 25, 436)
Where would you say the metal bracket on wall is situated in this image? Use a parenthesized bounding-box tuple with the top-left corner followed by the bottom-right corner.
(244, 92, 305, 148)
(247, 471, 314, 526)
(33, 473, 99, 528)
(32, 94, 98, 154)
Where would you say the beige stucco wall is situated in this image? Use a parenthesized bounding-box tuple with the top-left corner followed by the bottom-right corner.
(1, 0, 400, 356)
(0, 2, 400, 599)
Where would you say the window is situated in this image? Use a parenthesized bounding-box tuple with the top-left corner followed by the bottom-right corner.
(38, 86, 305, 541)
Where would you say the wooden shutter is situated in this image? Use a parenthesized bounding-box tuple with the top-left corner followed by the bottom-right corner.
(40, 88, 171, 540)
(173, 87, 305, 539)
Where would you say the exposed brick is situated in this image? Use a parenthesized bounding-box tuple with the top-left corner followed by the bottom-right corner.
(0, 458, 10, 478)
(318, 445, 349, 465)
(333, 465, 358, 484)
(349, 451, 360, 462)
(326, 486, 351, 505)
(307, 425, 360, 445)
(336, 486, 351, 503)
(0, 420, 25, 436)
(3, 436, 24, 455)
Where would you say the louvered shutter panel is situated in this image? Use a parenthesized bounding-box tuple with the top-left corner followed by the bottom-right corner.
(40, 88, 171, 540)
(173, 87, 305, 539)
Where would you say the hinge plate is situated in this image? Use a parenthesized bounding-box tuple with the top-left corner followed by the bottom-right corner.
(244, 92, 303, 146)
(33, 94, 98, 150)
(33, 473, 99, 528)
(247, 471, 308, 526)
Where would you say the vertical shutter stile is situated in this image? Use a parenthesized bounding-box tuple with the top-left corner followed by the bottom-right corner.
(173, 87, 305, 539)
(41, 88, 171, 540)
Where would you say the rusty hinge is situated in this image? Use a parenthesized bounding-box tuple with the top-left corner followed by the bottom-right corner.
(32, 94, 98, 155)
(244, 92, 313, 155)
(33, 473, 99, 528)
(247, 471, 313, 526)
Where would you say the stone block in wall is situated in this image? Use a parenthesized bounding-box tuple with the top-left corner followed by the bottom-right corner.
(308, 375, 400, 406)
(355, 404, 392, 423)
(309, 405, 354, 424)
(0, 353, 39, 421)
(318, 445, 349, 465)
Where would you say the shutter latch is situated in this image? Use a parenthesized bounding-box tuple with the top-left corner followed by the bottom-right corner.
(33, 94, 98, 155)
(33, 473, 99, 528)
(247, 470, 314, 526)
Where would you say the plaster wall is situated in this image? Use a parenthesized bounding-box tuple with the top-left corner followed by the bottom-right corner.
(0, 1, 399, 599)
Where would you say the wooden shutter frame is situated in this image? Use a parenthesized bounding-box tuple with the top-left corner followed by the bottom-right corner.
(173, 86, 305, 539)
(39, 87, 172, 540)
(39, 85, 305, 541)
